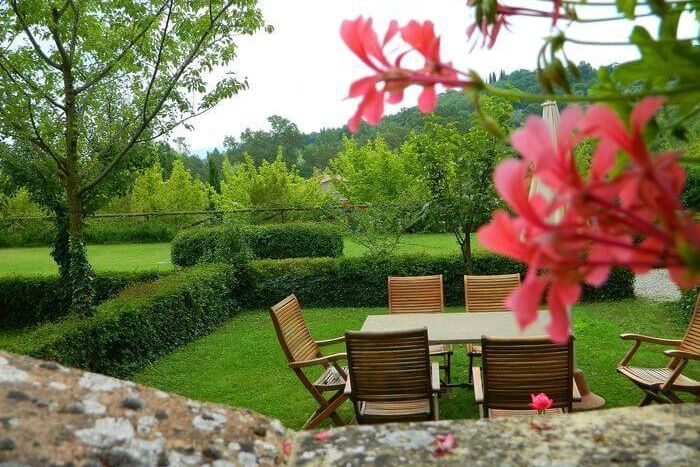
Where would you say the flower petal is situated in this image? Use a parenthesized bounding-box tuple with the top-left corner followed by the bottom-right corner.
(546, 282, 578, 343)
(418, 86, 437, 113)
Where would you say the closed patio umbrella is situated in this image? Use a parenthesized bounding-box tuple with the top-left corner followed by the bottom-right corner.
(531, 101, 605, 411)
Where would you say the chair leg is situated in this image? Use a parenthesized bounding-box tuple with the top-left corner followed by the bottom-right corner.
(639, 389, 667, 406)
(303, 391, 348, 430)
(663, 390, 684, 404)
(445, 353, 451, 385)
(467, 353, 474, 386)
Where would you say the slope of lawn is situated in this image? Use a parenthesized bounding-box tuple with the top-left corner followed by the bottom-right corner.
(0, 233, 473, 276)
(133, 299, 698, 430)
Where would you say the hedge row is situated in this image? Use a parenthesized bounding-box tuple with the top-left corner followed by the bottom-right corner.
(0, 270, 170, 328)
(243, 254, 634, 309)
(0, 219, 184, 248)
(3, 264, 238, 378)
(246, 223, 344, 259)
(171, 224, 252, 267)
(171, 222, 344, 266)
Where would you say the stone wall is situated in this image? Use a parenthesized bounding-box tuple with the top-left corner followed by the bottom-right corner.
(0, 352, 288, 466)
(2, 351, 698, 466)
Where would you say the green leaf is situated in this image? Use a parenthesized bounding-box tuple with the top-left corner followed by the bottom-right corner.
(616, 0, 637, 18)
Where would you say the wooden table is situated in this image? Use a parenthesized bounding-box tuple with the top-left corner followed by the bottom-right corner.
(361, 310, 556, 345)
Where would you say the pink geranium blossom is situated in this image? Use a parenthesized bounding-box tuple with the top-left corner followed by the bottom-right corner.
(433, 433, 457, 457)
(478, 97, 700, 343)
(467, 2, 569, 49)
(529, 393, 554, 413)
(313, 430, 333, 441)
(341, 17, 472, 132)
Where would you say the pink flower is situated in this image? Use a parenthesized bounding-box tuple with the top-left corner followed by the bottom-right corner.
(283, 439, 292, 456)
(433, 433, 457, 457)
(467, 3, 568, 49)
(313, 430, 333, 441)
(529, 393, 554, 413)
(342, 17, 472, 132)
(478, 98, 700, 343)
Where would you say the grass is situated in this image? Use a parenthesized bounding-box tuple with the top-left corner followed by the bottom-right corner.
(133, 299, 698, 430)
(0, 233, 469, 276)
(0, 243, 173, 276)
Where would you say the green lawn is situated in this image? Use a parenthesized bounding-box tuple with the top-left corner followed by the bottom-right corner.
(133, 299, 698, 430)
(0, 233, 469, 276)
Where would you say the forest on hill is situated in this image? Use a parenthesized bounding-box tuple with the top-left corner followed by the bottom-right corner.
(161, 62, 602, 180)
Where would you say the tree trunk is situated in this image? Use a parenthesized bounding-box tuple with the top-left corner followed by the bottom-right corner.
(50, 206, 72, 309)
(63, 67, 96, 316)
(461, 224, 473, 275)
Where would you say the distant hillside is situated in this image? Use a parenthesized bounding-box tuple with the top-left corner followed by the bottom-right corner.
(182, 61, 603, 181)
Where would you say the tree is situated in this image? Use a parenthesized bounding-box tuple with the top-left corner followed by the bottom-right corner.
(217, 152, 332, 222)
(299, 127, 345, 176)
(208, 154, 222, 194)
(409, 97, 514, 273)
(330, 136, 428, 206)
(225, 115, 305, 166)
(0, 1, 266, 313)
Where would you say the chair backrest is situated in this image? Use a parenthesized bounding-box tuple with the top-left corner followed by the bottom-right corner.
(269, 294, 321, 365)
(481, 336, 574, 416)
(680, 294, 700, 355)
(345, 329, 433, 405)
(464, 273, 521, 312)
(388, 275, 444, 314)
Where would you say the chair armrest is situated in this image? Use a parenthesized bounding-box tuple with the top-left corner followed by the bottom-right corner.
(472, 367, 484, 404)
(316, 336, 345, 346)
(289, 353, 347, 368)
(664, 349, 700, 361)
(620, 334, 682, 346)
(431, 362, 440, 393)
(572, 377, 581, 403)
(344, 377, 352, 396)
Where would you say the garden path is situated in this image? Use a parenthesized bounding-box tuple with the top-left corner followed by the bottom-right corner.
(633, 269, 681, 301)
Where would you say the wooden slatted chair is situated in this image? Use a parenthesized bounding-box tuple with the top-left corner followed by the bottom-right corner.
(269, 294, 348, 430)
(464, 274, 521, 385)
(473, 336, 578, 419)
(388, 275, 453, 385)
(344, 328, 440, 424)
(617, 294, 700, 405)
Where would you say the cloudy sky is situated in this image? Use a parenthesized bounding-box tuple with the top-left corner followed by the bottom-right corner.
(173, 0, 698, 154)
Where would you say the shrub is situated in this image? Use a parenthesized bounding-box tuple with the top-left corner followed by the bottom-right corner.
(0, 270, 169, 328)
(246, 223, 343, 259)
(676, 286, 698, 327)
(171, 222, 342, 266)
(243, 253, 633, 309)
(0, 219, 56, 247)
(171, 224, 252, 267)
(3, 264, 239, 377)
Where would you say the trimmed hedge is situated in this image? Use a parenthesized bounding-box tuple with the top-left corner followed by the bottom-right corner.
(246, 223, 343, 259)
(0, 270, 169, 328)
(171, 222, 343, 266)
(171, 224, 252, 267)
(3, 264, 239, 377)
(243, 254, 634, 309)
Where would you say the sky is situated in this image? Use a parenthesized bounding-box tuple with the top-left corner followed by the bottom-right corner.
(173, 0, 698, 155)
